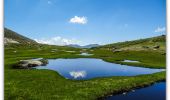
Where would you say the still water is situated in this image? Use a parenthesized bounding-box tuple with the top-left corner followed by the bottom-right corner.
(78, 52, 93, 56)
(36, 58, 164, 80)
(106, 82, 166, 100)
(122, 60, 140, 63)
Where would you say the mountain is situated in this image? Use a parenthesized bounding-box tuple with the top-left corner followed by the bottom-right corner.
(67, 44, 100, 48)
(4, 28, 37, 45)
(82, 44, 100, 48)
(66, 44, 82, 48)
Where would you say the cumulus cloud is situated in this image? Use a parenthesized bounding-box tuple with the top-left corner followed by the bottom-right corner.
(69, 16, 87, 24)
(34, 36, 81, 46)
(69, 71, 87, 79)
(155, 27, 166, 32)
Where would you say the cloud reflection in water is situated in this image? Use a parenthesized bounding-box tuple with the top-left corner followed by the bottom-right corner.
(69, 71, 87, 79)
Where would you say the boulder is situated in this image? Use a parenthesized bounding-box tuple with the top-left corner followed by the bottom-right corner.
(13, 59, 48, 69)
(39, 59, 49, 66)
(153, 45, 160, 49)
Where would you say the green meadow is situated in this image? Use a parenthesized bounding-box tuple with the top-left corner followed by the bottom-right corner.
(5, 44, 166, 100)
(4, 28, 166, 100)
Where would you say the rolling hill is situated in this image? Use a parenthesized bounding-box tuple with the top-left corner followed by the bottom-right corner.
(4, 28, 166, 53)
(93, 35, 166, 52)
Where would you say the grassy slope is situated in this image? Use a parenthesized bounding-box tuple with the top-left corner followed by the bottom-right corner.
(4, 29, 166, 100)
(89, 35, 166, 68)
(95, 35, 165, 50)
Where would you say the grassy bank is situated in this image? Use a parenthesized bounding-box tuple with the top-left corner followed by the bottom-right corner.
(5, 44, 166, 100)
(88, 49, 165, 69)
(5, 66, 165, 100)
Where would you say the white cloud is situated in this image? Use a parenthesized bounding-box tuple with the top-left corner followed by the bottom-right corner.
(34, 36, 81, 46)
(69, 71, 87, 79)
(69, 16, 87, 24)
(155, 27, 166, 32)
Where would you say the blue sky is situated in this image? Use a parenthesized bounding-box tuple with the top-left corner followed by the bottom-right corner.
(5, 0, 166, 46)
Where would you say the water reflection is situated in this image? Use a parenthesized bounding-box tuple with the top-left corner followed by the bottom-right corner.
(36, 58, 165, 80)
(69, 71, 87, 79)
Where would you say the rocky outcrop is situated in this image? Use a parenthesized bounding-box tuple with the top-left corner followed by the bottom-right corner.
(13, 59, 48, 69)
(4, 38, 20, 44)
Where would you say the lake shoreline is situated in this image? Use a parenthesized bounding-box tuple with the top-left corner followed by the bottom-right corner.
(34, 58, 165, 80)
(5, 44, 166, 99)
(5, 56, 166, 99)
(14, 57, 165, 69)
(97, 80, 166, 100)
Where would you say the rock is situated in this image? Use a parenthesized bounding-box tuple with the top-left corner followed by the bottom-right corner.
(112, 47, 117, 51)
(122, 92, 126, 95)
(153, 45, 160, 49)
(39, 59, 49, 66)
(4, 38, 20, 44)
(13, 59, 48, 69)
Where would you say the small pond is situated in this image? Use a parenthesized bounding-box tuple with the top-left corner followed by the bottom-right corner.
(106, 82, 166, 100)
(36, 58, 165, 80)
(122, 60, 140, 63)
(78, 52, 93, 56)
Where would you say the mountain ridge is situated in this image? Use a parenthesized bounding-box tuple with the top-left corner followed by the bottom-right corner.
(67, 44, 100, 48)
(4, 28, 37, 44)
